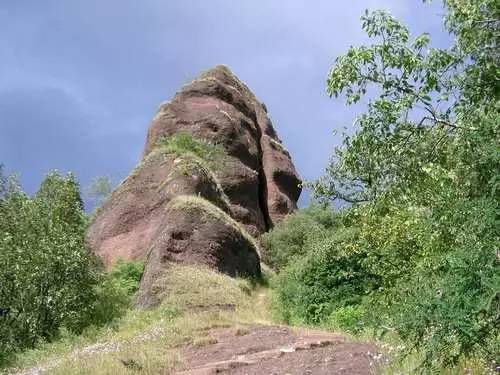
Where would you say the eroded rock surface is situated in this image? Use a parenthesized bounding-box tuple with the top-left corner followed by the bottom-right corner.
(143, 66, 301, 233)
(87, 65, 301, 306)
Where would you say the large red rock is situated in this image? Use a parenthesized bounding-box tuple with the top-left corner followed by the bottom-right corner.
(255, 104, 301, 224)
(86, 65, 301, 304)
(143, 66, 301, 231)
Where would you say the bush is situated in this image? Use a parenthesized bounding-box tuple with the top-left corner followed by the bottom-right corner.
(0, 172, 98, 364)
(262, 204, 339, 270)
(272, 221, 376, 325)
(89, 259, 145, 327)
(380, 197, 499, 369)
(326, 305, 366, 334)
(270, 195, 499, 369)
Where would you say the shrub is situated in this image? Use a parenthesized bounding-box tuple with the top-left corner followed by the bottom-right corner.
(326, 305, 366, 334)
(158, 132, 224, 170)
(270, 196, 499, 369)
(262, 204, 339, 270)
(378, 197, 499, 369)
(272, 221, 377, 325)
(89, 259, 145, 327)
(0, 172, 98, 364)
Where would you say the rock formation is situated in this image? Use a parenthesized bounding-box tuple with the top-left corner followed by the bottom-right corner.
(86, 65, 301, 307)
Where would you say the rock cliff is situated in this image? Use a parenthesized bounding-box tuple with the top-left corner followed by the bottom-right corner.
(86, 65, 301, 307)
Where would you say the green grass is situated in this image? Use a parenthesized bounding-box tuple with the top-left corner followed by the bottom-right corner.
(5, 265, 270, 375)
(157, 132, 225, 171)
(121, 131, 225, 188)
(169, 154, 230, 209)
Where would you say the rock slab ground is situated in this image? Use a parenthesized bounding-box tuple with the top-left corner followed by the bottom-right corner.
(174, 325, 383, 375)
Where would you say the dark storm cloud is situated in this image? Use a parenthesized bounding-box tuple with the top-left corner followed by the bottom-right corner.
(0, 0, 451, 202)
(0, 84, 141, 193)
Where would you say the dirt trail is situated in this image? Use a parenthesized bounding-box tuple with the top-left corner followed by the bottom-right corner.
(174, 325, 384, 375)
(9, 289, 384, 374)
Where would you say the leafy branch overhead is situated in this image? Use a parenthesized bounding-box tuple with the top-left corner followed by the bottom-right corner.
(312, 4, 499, 204)
(274, 1, 499, 370)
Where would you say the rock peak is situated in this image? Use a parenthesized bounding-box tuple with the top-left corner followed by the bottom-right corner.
(87, 66, 301, 307)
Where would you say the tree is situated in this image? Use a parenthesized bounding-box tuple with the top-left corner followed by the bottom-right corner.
(300, 1, 499, 369)
(0, 165, 6, 198)
(311, 2, 499, 205)
(84, 176, 113, 209)
(0, 171, 98, 364)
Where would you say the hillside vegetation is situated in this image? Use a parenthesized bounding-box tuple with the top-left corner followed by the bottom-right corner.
(4, 264, 269, 374)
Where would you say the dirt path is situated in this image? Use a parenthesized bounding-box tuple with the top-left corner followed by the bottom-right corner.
(8, 289, 385, 374)
(174, 325, 384, 375)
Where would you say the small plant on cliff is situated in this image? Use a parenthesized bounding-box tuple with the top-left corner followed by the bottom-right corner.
(158, 132, 224, 170)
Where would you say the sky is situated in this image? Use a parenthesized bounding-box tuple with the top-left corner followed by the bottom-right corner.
(0, 1, 452, 204)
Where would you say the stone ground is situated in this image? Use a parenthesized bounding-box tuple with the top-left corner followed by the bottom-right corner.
(174, 325, 384, 375)
(11, 292, 386, 375)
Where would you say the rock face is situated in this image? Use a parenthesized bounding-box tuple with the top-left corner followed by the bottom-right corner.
(135, 196, 261, 308)
(87, 66, 301, 306)
(86, 151, 231, 265)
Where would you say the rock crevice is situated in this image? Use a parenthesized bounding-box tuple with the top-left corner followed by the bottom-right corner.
(253, 113, 272, 232)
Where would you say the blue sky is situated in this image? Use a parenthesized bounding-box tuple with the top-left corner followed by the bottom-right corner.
(0, 1, 451, 203)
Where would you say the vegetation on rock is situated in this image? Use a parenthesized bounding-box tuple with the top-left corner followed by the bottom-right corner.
(168, 195, 259, 253)
(158, 131, 225, 171)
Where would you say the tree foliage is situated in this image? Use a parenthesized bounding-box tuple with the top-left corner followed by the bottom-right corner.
(0, 171, 144, 366)
(271, 1, 499, 370)
(261, 204, 340, 270)
(311, 2, 499, 204)
(0, 172, 97, 363)
(84, 176, 113, 209)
